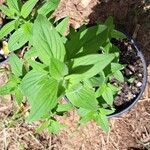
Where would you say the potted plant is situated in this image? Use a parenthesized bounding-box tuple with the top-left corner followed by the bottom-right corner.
(0, 12, 147, 133)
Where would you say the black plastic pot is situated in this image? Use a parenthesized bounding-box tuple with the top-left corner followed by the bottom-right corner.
(64, 38, 147, 118)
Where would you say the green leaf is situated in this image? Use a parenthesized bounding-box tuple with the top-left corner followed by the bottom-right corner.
(38, 0, 60, 16)
(0, 74, 20, 96)
(99, 108, 115, 115)
(7, 0, 20, 15)
(113, 70, 124, 82)
(21, 70, 48, 98)
(66, 85, 98, 110)
(57, 83, 65, 97)
(66, 54, 115, 80)
(32, 15, 66, 65)
(15, 86, 23, 105)
(94, 114, 110, 132)
(48, 120, 65, 134)
(14, 19, 20, 30)
(89, 72, 105, 87)
(49, 58, 68, 80)
(110, 44, 120, 54)
(83, 74, 105, 89)
(95, 84, 107, 98)
(72, 54, 103, 67)
(0, 80, 16, 95)
(72, 54, 115, 68)
(66, 25, 108, 59)
(79, 111, 95, 124)
(83, 78, 93, 88)
(101, 41, 112, 54)
(56, 17, 69, 36)
(127, 77, 135, 83)
(111, 30, 127, 39)
(78, 108, 91, 117)
(102, 87, 114, 105)
(111, 63, 124, 73)
(21, 70, 59, 121)
(0, 5, 14, 17)
(27, 75, 59, 121)
(9, 74, 21, 83)
(27, 60, 47, 71)
(0, 20, 16, 39)
(21, 0, 39, 18)
(56, 103, 73, 112)
(24, 47, 38, 60)
(88, 77, 103, 87)
(105, 16, 114, 30)
(22, 22, 33, 40)
(9, 53, 23, 77)
(8, 28, 28, 51)
(96, 84, 114, 105)
(107, 83, 120, 95)
(36, 121, 49, 133)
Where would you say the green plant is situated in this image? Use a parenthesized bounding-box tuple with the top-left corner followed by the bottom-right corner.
(0, 15, 127, 133)
(0, 0, 60, 52)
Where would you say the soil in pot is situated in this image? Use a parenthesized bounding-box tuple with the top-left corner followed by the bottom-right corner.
(110, 39, 144, 112)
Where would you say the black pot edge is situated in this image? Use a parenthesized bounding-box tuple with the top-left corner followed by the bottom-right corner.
(107, 38, 147, 118)
(0, 57, 9, 65)
(64, 38, 148, 119)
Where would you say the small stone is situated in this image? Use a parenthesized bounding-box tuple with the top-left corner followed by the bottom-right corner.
(133, 95, 136, 98)
(138, 74, 143, 77)
(128, 45, 132, 50)
(136, 82, 142, 87)
(136, 59, 142, 64)
(124, 42, 128, 46)
(113, 82, 118, 86)
(126, 92, 134, 101)
(134, 80, 138, 84)
(114, 96, 124, 106)
(131, 86, 140, 94)
(117, 91, 121, 95)
(139, 62, 143, 67)
(125, 68, 133, 76)
(128, 65, 135, 72)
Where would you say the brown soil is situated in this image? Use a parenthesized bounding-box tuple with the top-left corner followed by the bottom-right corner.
(0, 0, 150, 150)
(111, 39, 144, 108)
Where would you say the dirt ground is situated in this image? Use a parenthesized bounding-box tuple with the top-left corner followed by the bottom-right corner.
(0, 0, 150, 150)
